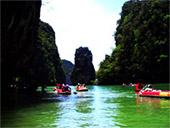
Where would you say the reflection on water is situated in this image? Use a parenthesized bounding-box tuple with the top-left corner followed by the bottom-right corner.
(136, 96, 170, 114)
(1, 85, 170, 128)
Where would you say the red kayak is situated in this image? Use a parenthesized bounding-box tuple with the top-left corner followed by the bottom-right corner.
(53, 84, 72, 94)
(136, 90, 170, 98)
(76, 87, 88, 91)
(57, 89, 71, 94)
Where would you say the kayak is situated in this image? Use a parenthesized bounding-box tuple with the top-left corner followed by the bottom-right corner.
(136, 90, 170, 98)
(57, 89, 71, 95)
(76, 87, 88, 91)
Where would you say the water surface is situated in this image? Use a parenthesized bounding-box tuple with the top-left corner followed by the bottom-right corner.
(2, 84, 170, 127)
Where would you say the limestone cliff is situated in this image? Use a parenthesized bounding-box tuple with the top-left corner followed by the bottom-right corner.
(1, 1, 41, 89)
(30, 21, 66, 85)
(62, 60, 74, 84)
(1, 1, 65, 92)
(71, 47, 96, 85)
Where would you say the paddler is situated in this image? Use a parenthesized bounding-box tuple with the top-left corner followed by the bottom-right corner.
(143, 84, 157, 91)
(135, 83, 143, 93)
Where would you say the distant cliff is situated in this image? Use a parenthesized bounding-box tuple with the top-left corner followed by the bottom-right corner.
(62, 60, 74, 84)
(1, 1, 41, 90)
(71, 47, 96, 85)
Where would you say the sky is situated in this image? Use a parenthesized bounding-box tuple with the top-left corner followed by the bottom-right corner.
(40, 0, 129, 71)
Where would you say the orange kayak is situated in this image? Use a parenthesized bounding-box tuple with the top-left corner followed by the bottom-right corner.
(76, 87, 88, 91)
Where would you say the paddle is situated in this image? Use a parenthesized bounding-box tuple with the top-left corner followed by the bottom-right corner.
(73, 92, 77, 94)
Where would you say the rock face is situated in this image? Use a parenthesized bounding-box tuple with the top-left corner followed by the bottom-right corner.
(1, 1, 41, 89)
(30, 21, 66, 85)
(71, 47, 96, 85)
(97, 1, 169, 85)
(62, 60, 74, 84)
(1, 1, 65, 92)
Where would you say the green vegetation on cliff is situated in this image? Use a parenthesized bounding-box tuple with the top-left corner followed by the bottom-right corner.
(30, 21, 66, 85)
(71, 47, 96, 85)
(97, 0, 169, 85)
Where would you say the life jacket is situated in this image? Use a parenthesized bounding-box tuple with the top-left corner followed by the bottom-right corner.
(135, 83, 143, 92)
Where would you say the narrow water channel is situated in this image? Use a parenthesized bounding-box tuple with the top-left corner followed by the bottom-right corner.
(1, 85, 170, 127)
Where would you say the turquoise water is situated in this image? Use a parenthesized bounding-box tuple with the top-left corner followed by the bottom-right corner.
(1, 84, 170, 127)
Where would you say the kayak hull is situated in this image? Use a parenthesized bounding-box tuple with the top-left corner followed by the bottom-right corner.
(76, 88, 88, 91)
(136, 91, 170, 99)
(57, 89, 71, 95)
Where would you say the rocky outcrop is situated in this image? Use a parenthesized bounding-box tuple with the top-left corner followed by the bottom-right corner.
(71, 47, 96, 85)
(30, 21, 66, 85)
(1, 1, 66, 93)
(62, 60, 74, 84)
(1, 1, 41, 89)
(97, 1, 169, 85)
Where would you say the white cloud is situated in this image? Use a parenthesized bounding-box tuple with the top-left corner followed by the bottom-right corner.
(40, 0, 121, 71)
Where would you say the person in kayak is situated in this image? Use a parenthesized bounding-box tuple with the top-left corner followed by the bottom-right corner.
(143, 84, 157, 91)
(76, 83, 81, 89)
(61, 84, 71, 91)
(144, 84, 152, 91)
(135, 83, 143, 93)
(65, 84, 70, 91)
(62, 84, 66, 91)
(82, 84, 86, 88)
(57, 84, 61, 89)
